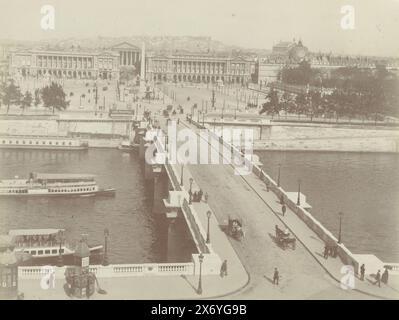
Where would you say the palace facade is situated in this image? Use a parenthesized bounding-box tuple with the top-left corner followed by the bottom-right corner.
(9, 49, 120, 80)
(110, 42, 141, 69)
(145, 52, 252, 84)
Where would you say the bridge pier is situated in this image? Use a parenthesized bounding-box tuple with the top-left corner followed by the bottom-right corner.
(152, 167, 169, 214)
(162, 191, 196, 262)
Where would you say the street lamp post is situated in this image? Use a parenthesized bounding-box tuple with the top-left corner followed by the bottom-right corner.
(102, 228, 109, 266)
(277, 164, 281, 187)
(297, 179, 301, 205)
(206, 211, 211, 243)
(180, 165, 184, 186)
(57, 230, 64, 267)
(338, 212, 344, 244)
(197, 253, 204, 295)
(189, 178, 194, 204)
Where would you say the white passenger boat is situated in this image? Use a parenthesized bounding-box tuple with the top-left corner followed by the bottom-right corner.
(0, 135, 88, 150)
(0, 172, 116, 197)
(9, 229, 103, 264)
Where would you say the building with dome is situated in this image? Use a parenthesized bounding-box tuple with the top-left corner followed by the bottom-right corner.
(272, 40, 309, 63)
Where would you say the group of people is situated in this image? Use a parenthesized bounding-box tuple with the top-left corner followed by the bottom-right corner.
(368, 266, 389, 287)
(323, 244, 338, 259)
(190, 189, 203, 203)
(16, 234, 58, 247)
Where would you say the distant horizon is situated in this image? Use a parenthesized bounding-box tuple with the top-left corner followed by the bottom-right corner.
(0, 0, 398, 57)
(2, 35, 398, 59)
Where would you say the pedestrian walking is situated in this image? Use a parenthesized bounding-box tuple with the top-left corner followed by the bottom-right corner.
(272, 268, 279, 285)
(360, 263, 366, 281)
(323, 245, 329, 259)
(198, 189, 203, 202)
(374, 270, 381, 287)
(204, 192, 209, 203)
(281, 204, 286, 217)
(381, 268, 389, 285)
(360, 264, 365, 281)
(220, 260, 228, 278)
(280, 195, 284, 205)
(266, 180, 270, 192)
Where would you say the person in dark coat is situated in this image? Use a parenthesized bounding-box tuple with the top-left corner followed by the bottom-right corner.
(374, 270, 381, 287)
(323, 245, 329, 259)
(273, 268, 279, 285)
(220, 260, 228, 278)
(360, 264, 365, 281)
(381, 268, 389, 285)
(198, 189, 203, 202)
(281, 204, 286, 217)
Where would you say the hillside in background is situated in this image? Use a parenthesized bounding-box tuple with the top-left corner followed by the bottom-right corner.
(0, 35, 270, 56)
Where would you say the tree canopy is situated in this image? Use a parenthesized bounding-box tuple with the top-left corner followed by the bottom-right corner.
(41, 82, 69, 114)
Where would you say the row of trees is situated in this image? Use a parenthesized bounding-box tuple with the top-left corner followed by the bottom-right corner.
(275, 62, 399, 119)
(0, 81, 69, 114)
(260, 86, 392, 122)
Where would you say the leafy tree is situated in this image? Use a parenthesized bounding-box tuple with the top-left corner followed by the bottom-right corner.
(260, 89, 280, 116)
(1, 80, 22, 113)
(41, 82, 69, 114)
(20, 91, 33, 113)
(34, 88, 41, 106)
(294, 93, 307, 116)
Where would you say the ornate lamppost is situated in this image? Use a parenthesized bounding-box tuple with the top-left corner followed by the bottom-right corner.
(102, 228, 109, 266)
(277, 163, 281, 187)
(197, 253, 204, 295)
(297, 179, 301, 206)
(189, 178, 194, 204)
(338, 212, 344, 244)
(57, 230, 64, 267)
(206, 211, 211, 243)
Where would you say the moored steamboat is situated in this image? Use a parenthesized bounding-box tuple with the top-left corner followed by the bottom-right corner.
(0, 172, 115, 196)
(0, 135, 88, 150)
(9, 229, 103, 265)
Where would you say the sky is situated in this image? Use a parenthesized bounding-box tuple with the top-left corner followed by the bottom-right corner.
(0, 0, 398, 56)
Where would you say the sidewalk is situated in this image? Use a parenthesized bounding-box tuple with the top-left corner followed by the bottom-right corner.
(179, 116, 398, 300)
(231, 156, 399, 300)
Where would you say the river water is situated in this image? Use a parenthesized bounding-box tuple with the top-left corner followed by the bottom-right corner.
(0, 149, 165, 264)
(256, 151, 399, 262)
(1, 148, 398, 263)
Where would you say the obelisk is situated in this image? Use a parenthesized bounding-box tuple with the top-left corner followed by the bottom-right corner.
(140, 42, 146, 94)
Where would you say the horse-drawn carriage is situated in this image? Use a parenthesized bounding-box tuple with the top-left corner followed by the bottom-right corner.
(275, 225, 296, 250)
(228, 216, 244, 241)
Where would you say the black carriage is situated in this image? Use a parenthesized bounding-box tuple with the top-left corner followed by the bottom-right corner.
(275, 225, 296, 250)
(228, 216, 244, 241)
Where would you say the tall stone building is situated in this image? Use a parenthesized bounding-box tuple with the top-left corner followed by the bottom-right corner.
(146, 52, 252, 84)
(9, 48, 120, 80)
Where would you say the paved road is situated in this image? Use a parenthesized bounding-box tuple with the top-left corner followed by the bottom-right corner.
(152, 85, 380, 299)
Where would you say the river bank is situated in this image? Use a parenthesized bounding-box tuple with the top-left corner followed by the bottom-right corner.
(254, 123, 399, 153)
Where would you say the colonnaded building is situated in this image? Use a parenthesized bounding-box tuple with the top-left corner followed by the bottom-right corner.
(145, 52, 253, 84)
(8, 49, 120, 80)
(7, 42, 143, 81)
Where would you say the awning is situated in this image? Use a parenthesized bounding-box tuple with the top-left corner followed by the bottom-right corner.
(9, 229, 65, 237)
